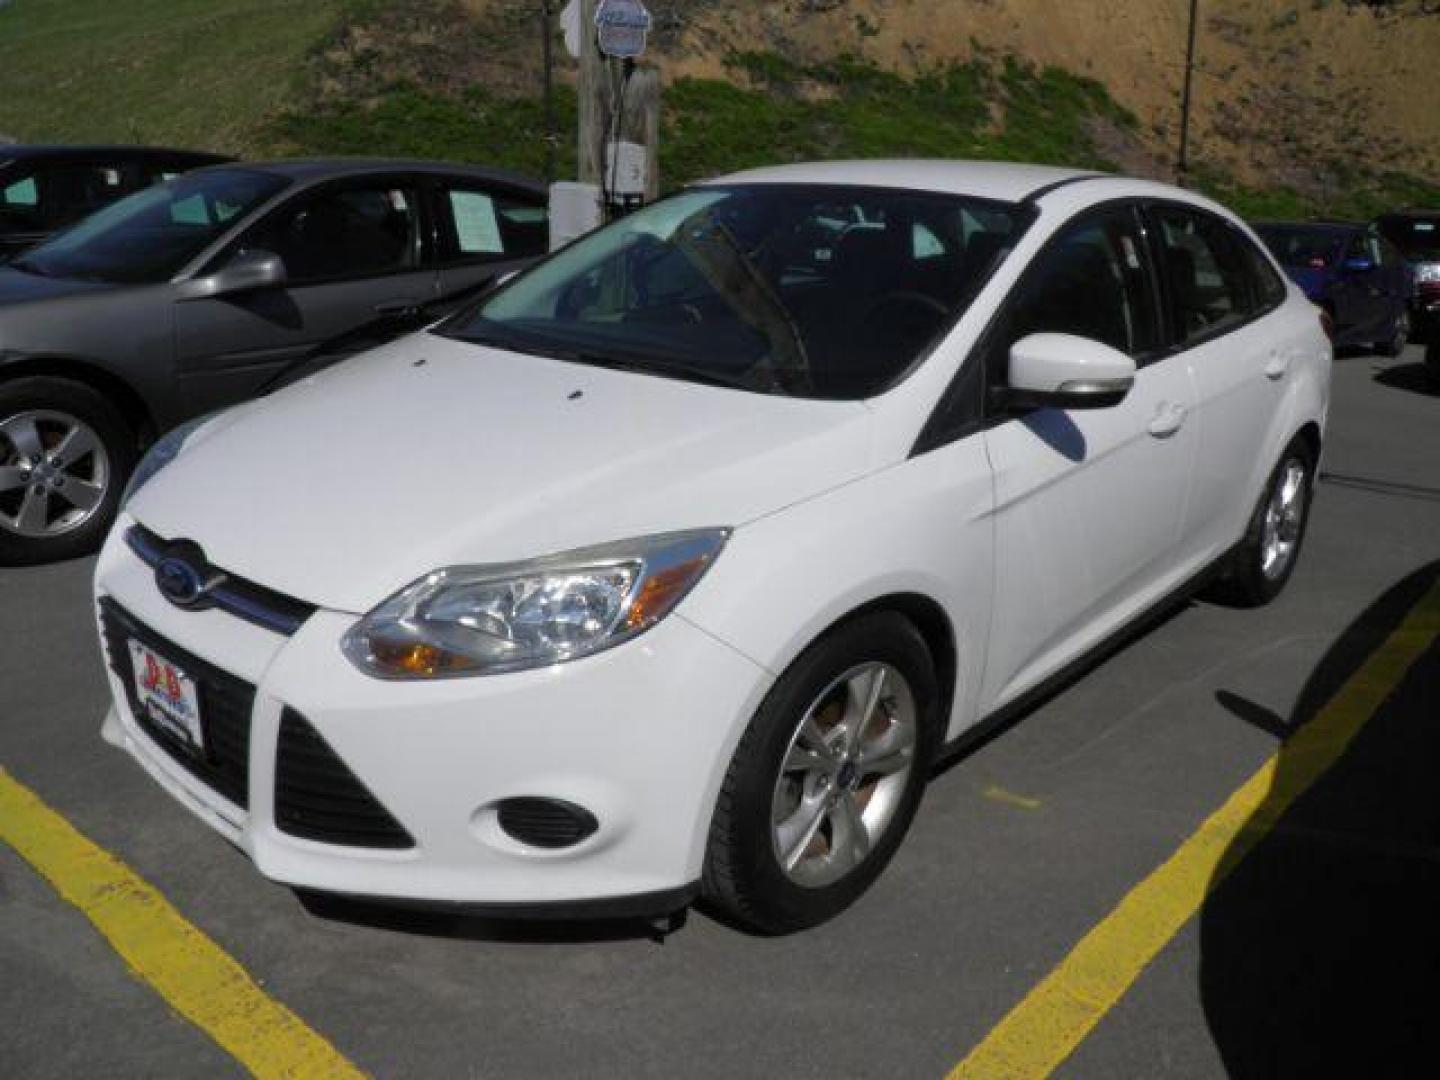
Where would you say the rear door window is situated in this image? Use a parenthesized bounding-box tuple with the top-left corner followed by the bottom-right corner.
(1152, 205, 1257, 344)
(437, 184, 548, 262)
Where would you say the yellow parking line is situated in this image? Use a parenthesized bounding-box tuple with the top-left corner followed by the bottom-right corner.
(949, 579, 1440, 1080)
(0, 768, 366, 1079)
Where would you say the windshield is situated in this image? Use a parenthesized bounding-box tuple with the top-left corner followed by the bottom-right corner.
(9, 167, 289, 284)
(1255, 225, 1344, 268)
(441, 184, 1031, 399)
(1373, 215, 1440, 262)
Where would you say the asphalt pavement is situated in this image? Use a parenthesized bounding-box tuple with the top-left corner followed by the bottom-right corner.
(1, 345, 1437, 1079)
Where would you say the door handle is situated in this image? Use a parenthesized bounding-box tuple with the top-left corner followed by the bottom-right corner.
(1147, 402, 1187, 438)
(374, 298, 424, 316)
(1264, 350, 1291, 380)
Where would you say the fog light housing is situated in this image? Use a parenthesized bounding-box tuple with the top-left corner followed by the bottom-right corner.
(496, 797, 599, 849)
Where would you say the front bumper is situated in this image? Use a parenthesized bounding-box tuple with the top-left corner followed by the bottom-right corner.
(95, 521, 771, 913)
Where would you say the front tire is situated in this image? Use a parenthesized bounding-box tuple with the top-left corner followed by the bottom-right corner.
(1211, 438, 1315, 608)
(702, 612, 939, 934)
(0, 377, 136, 565)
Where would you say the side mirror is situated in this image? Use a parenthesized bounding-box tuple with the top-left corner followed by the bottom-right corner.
(177, 249, 286, 300)
(1342, 255, 1376, 274)
(1000, 333, 1136, 411)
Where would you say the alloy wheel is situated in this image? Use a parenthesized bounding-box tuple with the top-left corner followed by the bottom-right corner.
(1260, 457, 1307, 581)
(0, 410, 111, 539)
(770, 661, 918, 888)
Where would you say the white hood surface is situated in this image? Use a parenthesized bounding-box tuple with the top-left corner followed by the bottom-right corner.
(131, 334, 876, 612)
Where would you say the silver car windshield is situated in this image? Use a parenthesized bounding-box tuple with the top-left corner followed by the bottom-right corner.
(9, 167, 289, 286)
(443, 184, 1031, 400)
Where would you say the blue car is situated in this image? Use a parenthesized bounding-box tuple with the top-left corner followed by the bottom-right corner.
(1254, 221, 1412, 355)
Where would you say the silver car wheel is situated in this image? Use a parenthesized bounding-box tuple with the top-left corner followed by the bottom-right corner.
(770, 661, 918, 889)
(1260, 457, 1307, 581)
(0, 410, 111, 539)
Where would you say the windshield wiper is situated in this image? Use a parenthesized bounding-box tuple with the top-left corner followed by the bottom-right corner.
(8, 258, 51, 277)
(452, 326, 764, 392)
(557, 350, 764, 392)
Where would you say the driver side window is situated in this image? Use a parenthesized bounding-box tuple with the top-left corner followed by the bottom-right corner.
(1005, 204, 1161, 360)
(240, 183, 421, 285)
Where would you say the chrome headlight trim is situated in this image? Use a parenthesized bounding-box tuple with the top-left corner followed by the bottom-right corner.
(341, 528, 731, 679)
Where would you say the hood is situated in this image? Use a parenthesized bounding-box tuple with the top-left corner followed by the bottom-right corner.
(0, 266, 116, 306)
(131, 333, 876, 612)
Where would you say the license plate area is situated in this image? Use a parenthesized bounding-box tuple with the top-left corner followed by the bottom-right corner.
(127, 639, 205, 755)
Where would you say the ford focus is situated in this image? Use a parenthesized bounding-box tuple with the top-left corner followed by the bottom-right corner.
(94, 161, 1331, 933)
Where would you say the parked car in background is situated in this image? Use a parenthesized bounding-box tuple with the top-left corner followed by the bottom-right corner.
(96, 161, 1330, 933)
(1, 145, 229, 260)
(0, 158, 548, 564)
(1372, 209, 1440, 377)
(1254, 220, 1412, 355)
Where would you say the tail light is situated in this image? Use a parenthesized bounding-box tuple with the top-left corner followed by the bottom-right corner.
(1318, 307, 1334, 340)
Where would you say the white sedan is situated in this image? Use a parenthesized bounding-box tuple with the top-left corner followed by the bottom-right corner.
(95, 161, 1330, 933)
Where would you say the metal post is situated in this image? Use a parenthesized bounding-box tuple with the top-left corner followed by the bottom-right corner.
(541, 0, 555, 185)
(1177, 0, 1200, 186)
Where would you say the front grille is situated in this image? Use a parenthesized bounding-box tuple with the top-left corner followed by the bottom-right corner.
(126, 524, 317, 636)
(274, 709, 414, 849)
(99, 598, 253, 809)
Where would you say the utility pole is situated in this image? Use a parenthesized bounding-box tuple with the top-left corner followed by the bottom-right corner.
(541, 0, 555, 185)
(575, 0, 660, 215)
(1177, 0, 1200, 186)
(577, 0, 607, 188)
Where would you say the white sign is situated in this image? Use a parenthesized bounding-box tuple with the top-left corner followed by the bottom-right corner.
(450, 191, 503, 254)
(605, 140, 648, 198)
(595, 0, 651, 59)
(559, 0, 581, 59)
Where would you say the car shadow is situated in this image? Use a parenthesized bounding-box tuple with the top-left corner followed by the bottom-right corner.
(293, 888, 689, 945)
(1374, 361, 1439, 397)
(1200, 561, 1440, 1077)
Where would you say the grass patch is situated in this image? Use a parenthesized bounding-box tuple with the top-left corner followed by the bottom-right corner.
(273, 84, 577, 180)
(0, 0, 345, 154)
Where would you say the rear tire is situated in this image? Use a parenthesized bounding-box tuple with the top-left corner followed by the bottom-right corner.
(1209, 438, 1315, 608)
(0, 377, 136, 565)
(1378, 309, 1410, 358)
(702, 612, 939, 934)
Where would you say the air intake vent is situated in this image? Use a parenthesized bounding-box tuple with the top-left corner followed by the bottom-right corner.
(274, 709, 414, 849)
(497, 797, 599, 849)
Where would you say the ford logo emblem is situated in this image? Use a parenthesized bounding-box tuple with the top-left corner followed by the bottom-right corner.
(156, 554, 211, 609)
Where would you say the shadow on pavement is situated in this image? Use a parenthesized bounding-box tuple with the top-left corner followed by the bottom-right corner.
(1201, 561, 1440, 1078)
(1374, 361, 1439, 397)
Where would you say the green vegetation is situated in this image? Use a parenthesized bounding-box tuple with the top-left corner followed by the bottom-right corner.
(273, 85, 578, 180)
(283, 51, 1140, 190)
(0, 0, 344, 154)
(1, 0, 1433, 222)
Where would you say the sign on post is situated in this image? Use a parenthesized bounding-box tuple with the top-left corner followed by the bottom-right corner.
(594, 0, 651, 59)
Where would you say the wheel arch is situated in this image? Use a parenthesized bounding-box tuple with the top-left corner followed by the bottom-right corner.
(799, 591, 959, 735)
(0, 356, 156, 448)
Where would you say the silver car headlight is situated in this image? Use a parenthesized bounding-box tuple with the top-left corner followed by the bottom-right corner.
(342, 529, 730, 679)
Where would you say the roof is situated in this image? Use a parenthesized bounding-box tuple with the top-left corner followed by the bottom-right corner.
(0, 144, 230, 163)
(707, 159, 1104, 203)
(215, 157, 546, 195)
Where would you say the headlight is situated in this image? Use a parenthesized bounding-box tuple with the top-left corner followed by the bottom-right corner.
(121, 412, 218, 507)
(342, 529, 730, 679)
(1414, 263, 1440, 285)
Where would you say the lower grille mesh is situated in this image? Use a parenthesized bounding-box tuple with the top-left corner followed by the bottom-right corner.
(274, 709, 414, 849)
